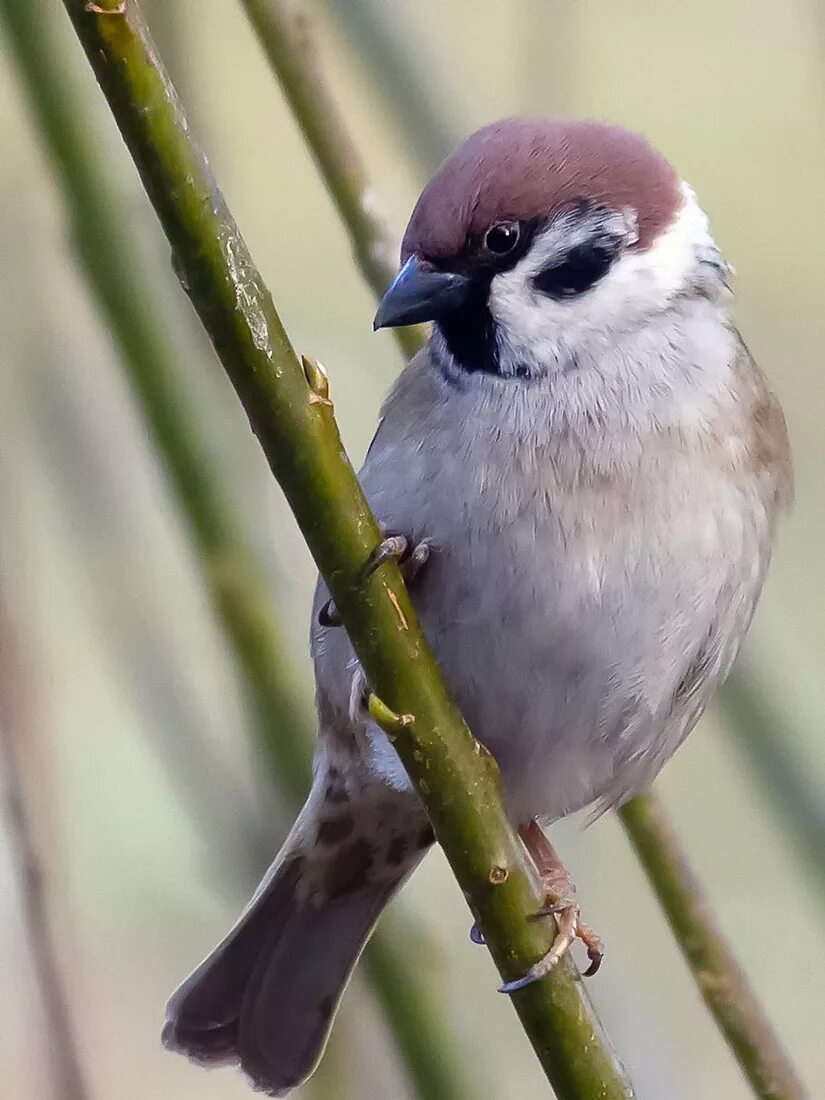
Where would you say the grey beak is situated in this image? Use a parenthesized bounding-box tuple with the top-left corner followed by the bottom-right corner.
(373, 256, 471, 330)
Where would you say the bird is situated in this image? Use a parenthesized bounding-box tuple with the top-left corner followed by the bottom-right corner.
(162, 117, 792, 1095)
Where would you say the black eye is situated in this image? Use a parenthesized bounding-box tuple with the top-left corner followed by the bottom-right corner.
(484, 222, 520, 255)
(533, 241, 616, 299)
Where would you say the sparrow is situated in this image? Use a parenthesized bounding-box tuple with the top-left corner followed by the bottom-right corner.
(162, 117, 792, 1095)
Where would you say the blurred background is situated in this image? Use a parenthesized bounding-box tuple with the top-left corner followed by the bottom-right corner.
(1, 1, 823, 1098)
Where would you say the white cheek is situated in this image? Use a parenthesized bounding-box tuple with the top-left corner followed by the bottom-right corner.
(488, 266, 568, 373)
(487, 183, 723, 376)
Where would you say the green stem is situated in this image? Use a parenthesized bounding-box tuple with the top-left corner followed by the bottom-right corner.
(361, 917, 475, 1100)
(0, 603, 92, 1100)
(1, 0, 309, 797)
(58, 2, 635, 1095)
(240, 0, 425, 359)
(620, 793, 808, 1100)
(720, 671, 825, 899)
(324, 0, 463, 173)
(0, 3, 467, 1098)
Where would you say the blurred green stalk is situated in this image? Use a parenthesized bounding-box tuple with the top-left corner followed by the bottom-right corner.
(0, 3, 470, 1099)
(0, 0, 310, 798)
(619, 794, 807, 1100)
(324, 0, 463, 174)
(241, 0, 425, 359)
(56, 2, 637, 1096)
(720, 670, 825, 898)
(0, 602, 93, 1100)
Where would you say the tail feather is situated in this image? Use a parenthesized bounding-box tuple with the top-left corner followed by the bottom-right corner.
(162, 857, 304, 1060)
(236, 877, 402, 1093)
(163, 830, 422, 1095)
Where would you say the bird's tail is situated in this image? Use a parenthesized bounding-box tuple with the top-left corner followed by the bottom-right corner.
(162, 783, 428, 1096)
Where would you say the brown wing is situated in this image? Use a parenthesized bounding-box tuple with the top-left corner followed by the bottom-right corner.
(733, 330, 794, 515)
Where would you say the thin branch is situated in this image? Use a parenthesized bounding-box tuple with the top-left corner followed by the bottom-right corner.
(58, 2, 636, 1096)
(361, 914, 479, 1100)
(323, 0, 463, 173)
(240, 0, 425, 359)
(25, 361, 275, 889)
(0, 0, 310, 800)
(720, 671, 825, 899)
(619, 794, 808, 1100)
(0, 5, 468, 1099)
(0, 602, 93, 1100)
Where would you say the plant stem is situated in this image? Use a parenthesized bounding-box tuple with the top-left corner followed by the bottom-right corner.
(0, 0, 310, 798)
(361, 916, 476, 1100)
(619, 793, 808, 1100)
(324, 0, 462, 173)
(720, 672, 825, 899)
(240, 0, 425, 359)
(58, 2, 636, 1095)
(0, 4, 468, 1098)
(0, 602, 92, 1100)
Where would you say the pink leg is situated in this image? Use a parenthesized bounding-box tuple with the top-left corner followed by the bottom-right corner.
(500, 821, 603, 994)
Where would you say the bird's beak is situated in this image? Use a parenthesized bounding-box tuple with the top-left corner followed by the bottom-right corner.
(373, 255, 471, 330)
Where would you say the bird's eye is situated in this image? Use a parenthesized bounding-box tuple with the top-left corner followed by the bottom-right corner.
(484, 222, 520, 255)
(533, 240, 616, 299)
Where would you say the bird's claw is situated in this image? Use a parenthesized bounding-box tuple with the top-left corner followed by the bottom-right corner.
(361, 534, 410, 579)
(401, 539, 432, 584)
(499, 819, 604, 993)
(318, 533, 431, 628)
(499, 902, 602, 994)
(318, 600, 342, 627)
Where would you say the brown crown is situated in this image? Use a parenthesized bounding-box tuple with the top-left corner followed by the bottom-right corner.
(401, 117, 682, 262)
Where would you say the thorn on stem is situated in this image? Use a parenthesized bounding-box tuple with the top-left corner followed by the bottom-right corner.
(367, 692, 414, 734)
(302, 354, 332, 405)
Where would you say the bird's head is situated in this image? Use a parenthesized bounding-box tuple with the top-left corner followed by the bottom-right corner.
(375, 118, 728, 380)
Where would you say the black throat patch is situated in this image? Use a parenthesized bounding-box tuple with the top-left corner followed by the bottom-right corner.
(434, 282, 501, 375)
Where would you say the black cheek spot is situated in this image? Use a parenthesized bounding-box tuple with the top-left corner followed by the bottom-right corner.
(533, 227, 620, 300)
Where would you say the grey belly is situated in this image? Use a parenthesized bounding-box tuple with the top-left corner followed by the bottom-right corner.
(312, 463, 766, 825)
(407, 525, 754, 824)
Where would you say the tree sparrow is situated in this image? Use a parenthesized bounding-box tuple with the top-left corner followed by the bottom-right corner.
(163, 117, 792, 1095)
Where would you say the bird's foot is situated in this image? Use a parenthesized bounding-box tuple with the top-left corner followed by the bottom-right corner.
(499, 820, 603, 994)
(361, 533, 432, 582)
(318, 532, 431, 627)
